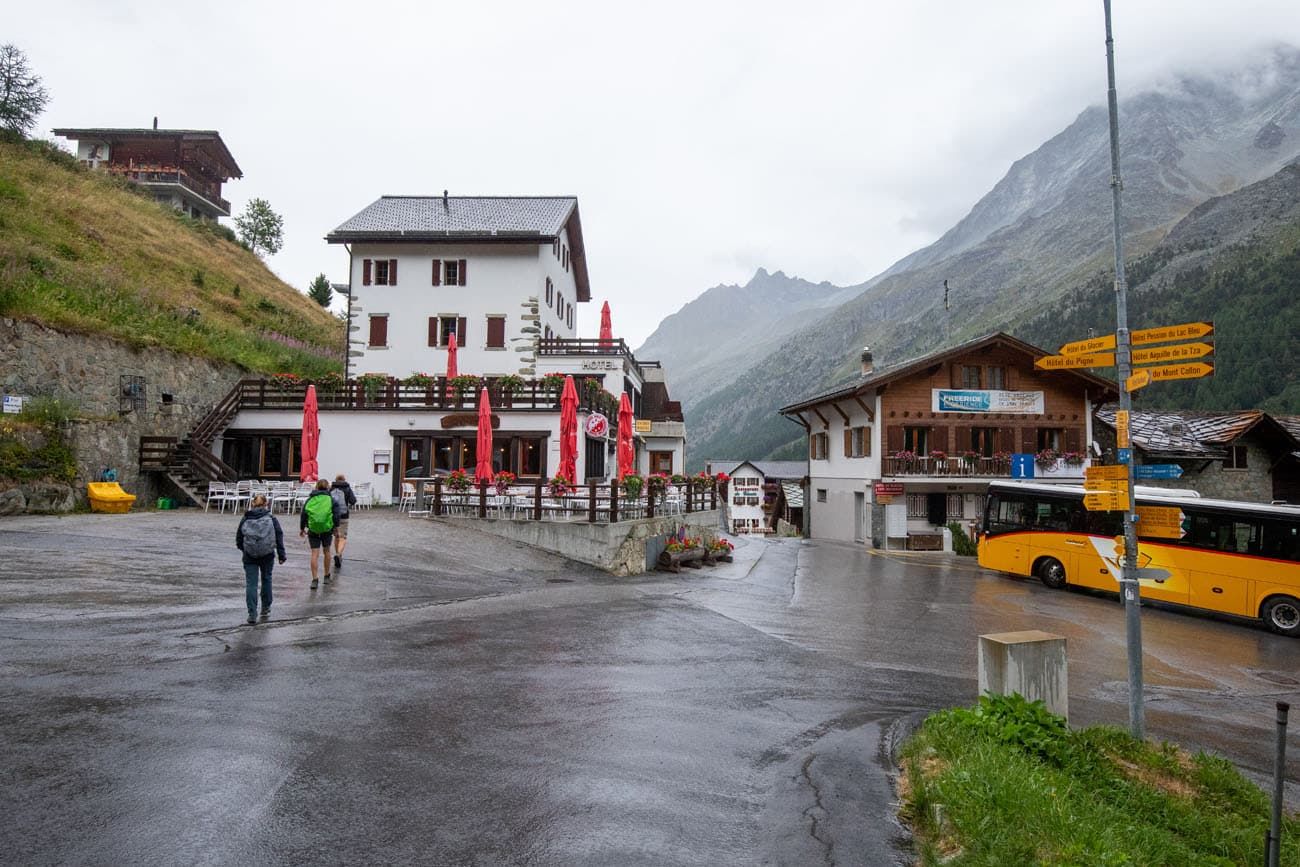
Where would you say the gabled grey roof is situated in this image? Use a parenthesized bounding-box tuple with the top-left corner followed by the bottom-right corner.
(327, 196, 576, 241)
(780, 481, 805, 508)
(1094, 406, 1287, 458)
(751, 461, 807, 480)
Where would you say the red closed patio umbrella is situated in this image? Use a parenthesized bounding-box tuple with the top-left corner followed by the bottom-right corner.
(475, 386, 494, 485)
(559, 375, 578, 483)
(598, 301, 613, 348)
(445, 331, 459, 380)
(299, 384, 320, 483)
(617, 392, 635, 481)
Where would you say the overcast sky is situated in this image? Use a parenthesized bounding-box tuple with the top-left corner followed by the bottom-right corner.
(14, 1, 1300, 347)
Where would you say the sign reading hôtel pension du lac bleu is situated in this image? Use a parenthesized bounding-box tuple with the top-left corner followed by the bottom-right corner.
(931, 389, 1044, 414)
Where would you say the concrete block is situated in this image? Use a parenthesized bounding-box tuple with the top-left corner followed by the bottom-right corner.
(977, 630, 1068, 721)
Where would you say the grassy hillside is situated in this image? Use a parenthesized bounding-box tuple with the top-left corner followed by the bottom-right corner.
(0, 137, 342, 377)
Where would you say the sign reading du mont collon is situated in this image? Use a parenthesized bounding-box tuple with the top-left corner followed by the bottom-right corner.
(931, 389, 1044, 414)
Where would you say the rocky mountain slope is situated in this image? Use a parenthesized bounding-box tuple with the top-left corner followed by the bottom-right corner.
(653, 46, 1300, 468)
(635, 268, 861, 412)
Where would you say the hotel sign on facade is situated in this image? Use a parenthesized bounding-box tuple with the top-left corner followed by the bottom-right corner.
(932, 389, 1045, 414)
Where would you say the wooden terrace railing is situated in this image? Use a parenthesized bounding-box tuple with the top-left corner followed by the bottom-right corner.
(238, 377, 616, 415)
(422, 479, 721, 524)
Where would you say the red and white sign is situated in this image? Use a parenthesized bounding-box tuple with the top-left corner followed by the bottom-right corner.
(584, 412, 609, 438)
(874, 482, 904, 497)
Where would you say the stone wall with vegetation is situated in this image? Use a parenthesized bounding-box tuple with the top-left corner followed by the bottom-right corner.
(0, 318, 245, 512)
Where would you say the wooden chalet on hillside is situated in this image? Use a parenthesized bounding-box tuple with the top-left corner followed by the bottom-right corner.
(54, 124, 242, 220)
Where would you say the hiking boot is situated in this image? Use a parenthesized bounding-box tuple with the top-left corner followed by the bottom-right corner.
(310, 578, 319, 590)
(247, 613, 257, 625)
(333, 554, 342, 569)
(323, 573, 332, 584)
(259, 608, 269, 620)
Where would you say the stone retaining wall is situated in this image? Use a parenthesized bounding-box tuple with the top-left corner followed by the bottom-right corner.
(438, 510, 725, 575)
(0, 318, 246, 512)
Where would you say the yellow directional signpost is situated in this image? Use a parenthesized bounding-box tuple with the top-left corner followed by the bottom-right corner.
(1035, 352, 1115, 370)
(1058, 334, 1117, 356)
(1084, 491, 1127, 511)
(1136, 505, 1185, 539)
(1084, 465, 1129, 511)
(1126, 369, 1151, 392)
(1131, 342, 1214, 364)
(1131, 321, 1213, 346)
(1147, 361, 1214, 383)
(1115, 409, 1130, 449)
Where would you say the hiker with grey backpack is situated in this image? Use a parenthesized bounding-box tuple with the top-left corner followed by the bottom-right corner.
(236, 494, 287, 625)
(300, 478, 340, 590)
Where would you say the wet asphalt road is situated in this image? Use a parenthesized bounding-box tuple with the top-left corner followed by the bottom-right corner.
(1, 511, 1298, 866)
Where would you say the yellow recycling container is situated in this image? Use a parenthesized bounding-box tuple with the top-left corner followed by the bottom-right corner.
(87, 482, 137, 513)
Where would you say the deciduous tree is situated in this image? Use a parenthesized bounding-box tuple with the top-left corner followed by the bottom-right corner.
(234, 198, 284, 257)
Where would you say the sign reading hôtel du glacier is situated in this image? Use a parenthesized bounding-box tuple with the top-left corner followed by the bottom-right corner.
(931, 389, 1044, 414)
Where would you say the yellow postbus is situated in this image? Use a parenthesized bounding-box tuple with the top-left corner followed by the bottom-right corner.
(978, 480, 1300, 637)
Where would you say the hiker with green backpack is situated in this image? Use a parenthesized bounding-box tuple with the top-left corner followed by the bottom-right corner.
(300, 479, 340, 590)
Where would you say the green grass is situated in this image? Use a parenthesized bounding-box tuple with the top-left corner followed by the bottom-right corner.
(899, 693, 1299, 865)
(0, 137, 341, 377)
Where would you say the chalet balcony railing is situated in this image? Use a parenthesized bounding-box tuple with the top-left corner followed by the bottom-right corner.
(537, 338, 643, 375)
(236, 377, 619, 418)
(881, 455, 1090, 477)
(882, 456, 1013, 477)
(104, 164, 231, 214)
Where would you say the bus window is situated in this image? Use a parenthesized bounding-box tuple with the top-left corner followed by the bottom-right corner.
(1260, 519, 1300, 561)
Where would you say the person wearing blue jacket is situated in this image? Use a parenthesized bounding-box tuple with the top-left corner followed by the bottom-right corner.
(236, 494, 286, 624)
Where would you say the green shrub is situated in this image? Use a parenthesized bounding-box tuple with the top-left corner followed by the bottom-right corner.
(19, 396, 79, 427)
(947, 521, 978, 556)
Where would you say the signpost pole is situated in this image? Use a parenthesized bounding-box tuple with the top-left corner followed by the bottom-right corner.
(1104, 0, 1144, 741)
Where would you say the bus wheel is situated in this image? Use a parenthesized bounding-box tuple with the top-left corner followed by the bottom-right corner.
(1262, 596, 1300, 637)
(1037, 557, 1067, 589)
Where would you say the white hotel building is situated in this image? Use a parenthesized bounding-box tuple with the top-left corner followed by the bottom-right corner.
(208, 195, 687, 503)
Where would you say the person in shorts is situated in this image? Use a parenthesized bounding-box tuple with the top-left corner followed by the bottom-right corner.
(330, 474, 357, 569)
(299, 479, 340, 589)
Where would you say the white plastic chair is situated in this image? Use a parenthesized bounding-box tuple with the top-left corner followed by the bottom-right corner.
(205, 481, 232, 513)
(398, 482, 417, 513)
(292, 482, 313, 512)
(353, 482, 373, 510)
(228, 480, 252, 512)
(269, 481, 295, 514)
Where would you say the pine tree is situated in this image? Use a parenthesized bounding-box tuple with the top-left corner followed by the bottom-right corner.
(307, 273, 332, 307)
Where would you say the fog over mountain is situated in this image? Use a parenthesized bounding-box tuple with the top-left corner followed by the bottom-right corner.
(638, 46, 1300, 468)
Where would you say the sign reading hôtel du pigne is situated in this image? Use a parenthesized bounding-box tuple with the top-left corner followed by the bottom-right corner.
(931, 389, 1044, 414)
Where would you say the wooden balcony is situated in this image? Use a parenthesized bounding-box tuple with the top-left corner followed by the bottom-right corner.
(103, 164, 231, 214)
(537, 338, 642, 376)
(235, 376, 618, 417)
(881, 455, 1089, 478)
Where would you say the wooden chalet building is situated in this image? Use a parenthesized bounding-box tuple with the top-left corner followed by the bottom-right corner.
(779, 333, 1117, 548)
(54, 124, 242, 220)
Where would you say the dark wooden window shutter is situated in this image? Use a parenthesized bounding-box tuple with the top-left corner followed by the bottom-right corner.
(369, 315, 387, 347)
(956, 425, 971, 452)
(1064, 427, 1082, 453)
(388, 259, 397, 284)
(486, 316, 505, 349)
(1022, 428, 1037, 453)
(428, 317, 438, 347)
(843, 429, 852, 457)
(931, 425, 949, 454)
(998, 428, 1016, 454)
(363, 259, 372, 285)
(809, 435, 816, 460)
(432, 259, 441, 286)
(458, 259, 467, 286)
(862, 428, 872, 456)
(949, 363, 961, 388)
(457, 317, 467, 346)
(887, 426, 904, 454)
